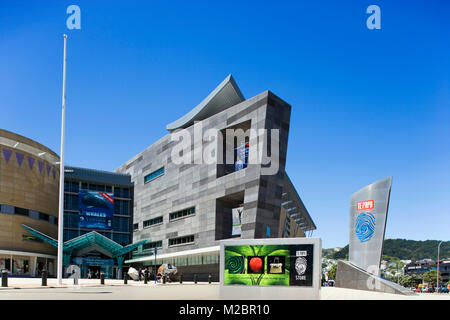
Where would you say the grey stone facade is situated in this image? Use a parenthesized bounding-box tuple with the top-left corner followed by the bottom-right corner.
(116, 78, 315, 259)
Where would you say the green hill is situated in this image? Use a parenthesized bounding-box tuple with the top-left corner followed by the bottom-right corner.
(323, 239, 450, 262)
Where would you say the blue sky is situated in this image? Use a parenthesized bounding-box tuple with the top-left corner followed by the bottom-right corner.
(0, 1, 448, 249)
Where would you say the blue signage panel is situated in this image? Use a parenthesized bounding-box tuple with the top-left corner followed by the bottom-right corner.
(78, 190, 114, 230)
(73, 257, 115, 266)
(234, 142, 249, 171)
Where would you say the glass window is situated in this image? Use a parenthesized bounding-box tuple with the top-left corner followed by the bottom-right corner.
(113, 233, 130, 246)
(71, 182, 79, 193)
(188, 255, 202, 266)
(113, 216, 129, 232)
(64, 181, 79, 192)
(144, 167, 164, 184)
(39, 212, 49, 221)
(143, 240, 162, 250)
(114, 200, 120, 214)
(64, 194, 78, 211)
(14, 207, 29, 216)
(64, 229, 79, 241)
(122, 188, 130, 198)
(114, 187, 121, 198)
(63, 212, 79, 228)
(143, 216, 163, 228)
(0, 204, 14, 214)
(175, 257, 187, 266)
(133, 223, 139, 231)
(122, 201, 130, 215)
(169, 235, 194, 246)
(169, 206, 195, 221)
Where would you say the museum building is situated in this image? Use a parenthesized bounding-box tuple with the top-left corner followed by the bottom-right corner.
(116, 75, 316, 280)
(22, 166, 146, 279)
(0, 129, 146, 279)
(0, 129, 60, 277)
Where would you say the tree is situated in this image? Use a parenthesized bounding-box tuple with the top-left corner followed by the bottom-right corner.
(328, 263, 337, 280)
(399, 274, 422, 288)
(399, 275, 411, 287)
(422, 270, 441, 286)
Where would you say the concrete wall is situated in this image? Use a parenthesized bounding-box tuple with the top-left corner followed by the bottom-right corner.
(335, 260, 412, 295)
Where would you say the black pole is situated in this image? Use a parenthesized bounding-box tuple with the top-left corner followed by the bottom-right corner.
(144, 269, 148, 284)
(124, 272, 128, 284)
(163, 275, 166, 284)
(194, 274, 198, 284)
(179, 274, 183, 284)
(1, 269, 8, 287)
(100, 272, 105, 285)
(41, 269, 47, 286)
(208, 274, 212, 284)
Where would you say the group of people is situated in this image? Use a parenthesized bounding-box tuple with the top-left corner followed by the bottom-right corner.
(87, 269, 100, 279)
(137, 264, 173, 282)
(137, 267, 159, 281)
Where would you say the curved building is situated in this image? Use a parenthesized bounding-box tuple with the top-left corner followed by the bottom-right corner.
(0, 129, 60, 277)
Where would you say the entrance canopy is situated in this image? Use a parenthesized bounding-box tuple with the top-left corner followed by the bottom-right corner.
(22, 224, 146, 269)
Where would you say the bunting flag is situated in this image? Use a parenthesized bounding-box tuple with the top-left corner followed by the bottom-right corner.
(2, 148, 12, 164)
(46, 164, 51, 176)
(27, 156, 35, 170)
(38, 160, 44, 174)
(16, 152, 24, 167)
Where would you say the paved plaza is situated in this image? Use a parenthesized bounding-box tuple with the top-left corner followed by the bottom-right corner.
(0, 278, 449, 300)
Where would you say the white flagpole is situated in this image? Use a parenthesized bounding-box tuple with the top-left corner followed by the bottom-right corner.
(57, 34, 68, 285)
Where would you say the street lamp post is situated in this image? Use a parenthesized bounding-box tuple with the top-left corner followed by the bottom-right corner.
(437, 241, 443, 293)
(154, 248, 157, 284)
(57, 34, 68, 285)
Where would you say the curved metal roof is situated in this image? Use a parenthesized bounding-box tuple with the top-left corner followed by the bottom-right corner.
(166, 74, 244, 132)
(22, 224, 147, 258)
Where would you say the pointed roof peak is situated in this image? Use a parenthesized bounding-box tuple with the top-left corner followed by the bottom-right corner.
(166, 74, 245, 132)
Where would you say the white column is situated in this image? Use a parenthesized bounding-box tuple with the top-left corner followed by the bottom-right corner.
(30, 256, 37, 277)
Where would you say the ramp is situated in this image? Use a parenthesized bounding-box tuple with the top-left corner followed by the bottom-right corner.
(335, 260, 414, 295)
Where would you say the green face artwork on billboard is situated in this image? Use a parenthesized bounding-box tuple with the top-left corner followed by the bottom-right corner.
(224, 244, 314, 286)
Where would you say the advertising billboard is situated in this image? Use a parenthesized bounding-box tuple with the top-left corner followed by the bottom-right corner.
(231, 207, 243, 237)
(234, 142, 249, 171)
(78, 190, 114, 230)
(224, 244, 314, 286)
(349, 176, 392, 274)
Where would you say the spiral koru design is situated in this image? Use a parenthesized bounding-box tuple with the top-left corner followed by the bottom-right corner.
(227, 256, 244, 274)
(355, 212, 376, 242)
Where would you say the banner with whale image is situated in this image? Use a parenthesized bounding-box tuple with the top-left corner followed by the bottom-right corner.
(78, 190, 114, 230)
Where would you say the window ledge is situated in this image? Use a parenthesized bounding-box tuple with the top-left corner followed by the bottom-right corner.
(168, 242, 194, 248)
(169, 214, 195, 223)
(143, 222, 163, 229)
